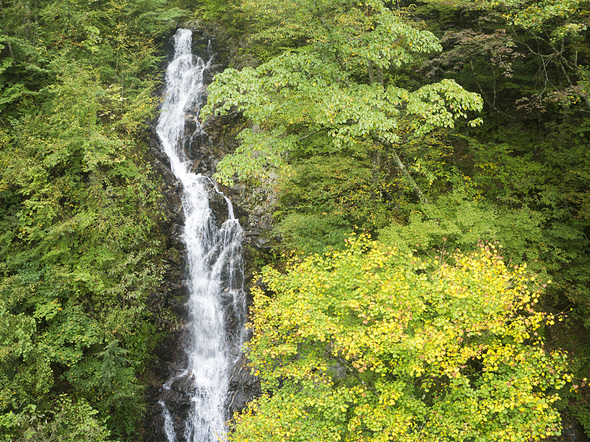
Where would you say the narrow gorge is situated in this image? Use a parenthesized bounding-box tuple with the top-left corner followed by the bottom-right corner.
(154, 28, 247, 442)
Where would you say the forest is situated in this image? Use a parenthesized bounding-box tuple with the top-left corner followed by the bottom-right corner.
(0, 0, 589, 440)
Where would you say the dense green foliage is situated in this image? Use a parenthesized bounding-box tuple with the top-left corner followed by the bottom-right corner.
(202, 0, 483, 191)
(200, 0, 590, 438)
(0, 0, 185, 439)
(1, 0, 589, 438)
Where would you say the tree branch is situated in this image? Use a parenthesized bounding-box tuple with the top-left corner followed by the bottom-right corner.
(378, 137, 428, 204)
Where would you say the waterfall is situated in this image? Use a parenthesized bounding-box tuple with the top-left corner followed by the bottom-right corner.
(156, 28, 247, 442)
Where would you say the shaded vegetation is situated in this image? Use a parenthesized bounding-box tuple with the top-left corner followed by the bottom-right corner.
(0, 0, 185, 439)
(201, 0, 590, 439)
(1, 0, 590, 439)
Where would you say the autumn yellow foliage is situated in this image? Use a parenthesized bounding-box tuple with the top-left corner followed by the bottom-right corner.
(231, 236, 569, 441)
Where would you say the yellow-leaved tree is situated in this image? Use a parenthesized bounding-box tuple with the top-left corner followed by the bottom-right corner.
(232, 236, 570, 441)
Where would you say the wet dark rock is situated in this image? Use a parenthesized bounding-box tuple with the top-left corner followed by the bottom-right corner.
(145, 369, 194, 442)
(204, 63, 225, 83)
(184, 113, 215, 175)
(233, 182, 278, 252)
(208, 187, 229, 227)
(168, 223, 185, 251)
(143, 27, 267, 441)
(226, 353, 262, 417)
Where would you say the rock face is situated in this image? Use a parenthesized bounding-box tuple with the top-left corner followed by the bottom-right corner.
(143, 130, 191, 442)
(142, 28, 263, 441)
(226, 353, 262, 417)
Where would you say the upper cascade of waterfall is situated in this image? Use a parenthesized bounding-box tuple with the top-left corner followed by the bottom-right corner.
(156, 28, 246, 442)
(157, 29, 212, 179)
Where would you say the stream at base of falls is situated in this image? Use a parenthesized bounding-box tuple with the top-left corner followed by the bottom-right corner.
(155, 28, 247, 442)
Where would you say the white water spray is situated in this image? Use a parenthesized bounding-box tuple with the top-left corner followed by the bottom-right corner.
(156, 28, 246, 442)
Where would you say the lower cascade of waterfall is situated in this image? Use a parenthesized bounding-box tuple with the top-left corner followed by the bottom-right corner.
(156, 28, 247, 442)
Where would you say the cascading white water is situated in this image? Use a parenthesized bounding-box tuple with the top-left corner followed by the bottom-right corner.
(156, 28, 246, 442)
